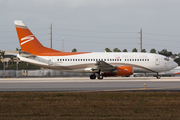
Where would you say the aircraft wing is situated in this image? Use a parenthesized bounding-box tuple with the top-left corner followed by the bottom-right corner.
(93, 61, 116, 72)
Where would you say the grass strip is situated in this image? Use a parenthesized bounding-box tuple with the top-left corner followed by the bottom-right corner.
(0, 91, 180, 120)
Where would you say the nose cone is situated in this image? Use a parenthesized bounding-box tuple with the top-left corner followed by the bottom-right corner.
(171, 61, 178, 69)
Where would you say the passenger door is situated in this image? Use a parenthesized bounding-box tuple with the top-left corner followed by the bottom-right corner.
(48, 57, 53, 65)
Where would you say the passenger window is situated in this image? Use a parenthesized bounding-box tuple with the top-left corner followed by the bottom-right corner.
(104, 59, 106, 61)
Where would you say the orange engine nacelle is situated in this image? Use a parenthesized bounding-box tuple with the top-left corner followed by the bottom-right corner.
(103, 66, 133, 77)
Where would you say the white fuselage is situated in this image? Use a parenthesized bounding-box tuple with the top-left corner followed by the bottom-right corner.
(18, 52, 178, 73)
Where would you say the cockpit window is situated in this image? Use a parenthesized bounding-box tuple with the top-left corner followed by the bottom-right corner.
(164, 57, 170, 61)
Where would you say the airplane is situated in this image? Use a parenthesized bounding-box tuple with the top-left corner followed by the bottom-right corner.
(13, 20, 178, 79)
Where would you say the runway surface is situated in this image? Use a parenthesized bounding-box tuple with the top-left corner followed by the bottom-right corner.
(0, 77, 180, 92)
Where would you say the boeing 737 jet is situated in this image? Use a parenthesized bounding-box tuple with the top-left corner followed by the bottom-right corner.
(14, 20, 178, 79)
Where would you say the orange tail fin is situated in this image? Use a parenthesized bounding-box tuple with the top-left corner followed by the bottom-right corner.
(14, 20, 60, 55)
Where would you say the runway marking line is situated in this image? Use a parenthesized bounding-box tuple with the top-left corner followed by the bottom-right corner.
(103, 87, 180, 92)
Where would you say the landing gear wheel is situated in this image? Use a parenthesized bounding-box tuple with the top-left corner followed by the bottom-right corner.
(90, 74, 96, 79)
(97, 74, 103, 79)
(156, 75, 161, 79)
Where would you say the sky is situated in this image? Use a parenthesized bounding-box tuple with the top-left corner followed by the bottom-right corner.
(0, 0, 180, 54)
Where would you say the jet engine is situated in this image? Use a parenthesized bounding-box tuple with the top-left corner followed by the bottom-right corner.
(103, 66, 133, 77)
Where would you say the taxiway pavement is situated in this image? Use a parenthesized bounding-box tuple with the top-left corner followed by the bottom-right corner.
(0, 77, 180, 92)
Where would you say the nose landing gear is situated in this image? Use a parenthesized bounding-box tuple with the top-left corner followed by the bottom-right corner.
(156, 73, 161, 79)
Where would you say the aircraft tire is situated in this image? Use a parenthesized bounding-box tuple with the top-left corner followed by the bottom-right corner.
(156, 75, 161, 79)
(97, 74, 103, 79)
(90, 74, 96, 79)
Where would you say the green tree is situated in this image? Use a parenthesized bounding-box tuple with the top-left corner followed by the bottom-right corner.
(0, 51, 5, 70)
(72, 48, 77, 52)
(158, 49, 172, 57)
(104, 48, 112, 52)
(0, 50, 5, 61)
(6, 62, 40, 70)
(9, 56, 15, 65)
(123, 49, 127, 52)
(174, 58, 180, 66)
(150, 49, 156, 53)
(16, 48, 21, 51)
(113, 48, 121, 52)
(141, 49, 146, 53)
(132, 48, 138, 52)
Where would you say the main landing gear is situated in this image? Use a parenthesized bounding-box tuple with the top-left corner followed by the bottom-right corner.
(90, 74, 96, 79)
(90, 73, 103, 80)
(156, 73, 161, 79)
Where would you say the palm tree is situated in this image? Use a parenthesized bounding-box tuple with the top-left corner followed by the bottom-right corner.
(113, 48, 121, 52)
(132, 48, 138, 52)
(0, 51, 5, 61)
(0, 51, 5, 76)
(141, 49, 146, 53)
(150, 49, 156, 53)
(105, 48, 112, 52)
(9, 56, 15, 65)
(123, 49, 128, 52)
(72, 48, 77, 52)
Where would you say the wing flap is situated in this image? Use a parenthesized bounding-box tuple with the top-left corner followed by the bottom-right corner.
(94, 61, 116, 72)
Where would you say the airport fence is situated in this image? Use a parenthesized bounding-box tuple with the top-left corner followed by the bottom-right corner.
(0, 70, 90, 78)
